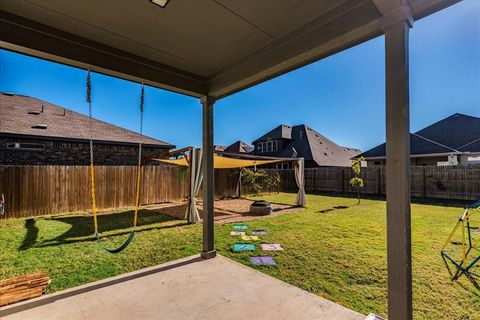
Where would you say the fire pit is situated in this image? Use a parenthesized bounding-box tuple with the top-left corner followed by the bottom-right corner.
(250, 200, 273, 215)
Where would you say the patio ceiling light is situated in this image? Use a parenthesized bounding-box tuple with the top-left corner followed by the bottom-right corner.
(149, 0, 169, 8)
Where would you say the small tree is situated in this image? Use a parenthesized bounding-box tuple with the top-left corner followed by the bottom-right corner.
(241, 168, 266, 195)
(350, 157, 365, 204)
(264, 171, 280, 194)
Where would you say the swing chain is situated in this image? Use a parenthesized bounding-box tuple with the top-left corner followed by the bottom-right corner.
(0, 193, 5, 216)
(86, 69, 144, 252)
(133, 83, 144, 228)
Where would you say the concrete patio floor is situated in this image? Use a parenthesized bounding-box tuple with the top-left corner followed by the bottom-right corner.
(0, 255, 364, 320)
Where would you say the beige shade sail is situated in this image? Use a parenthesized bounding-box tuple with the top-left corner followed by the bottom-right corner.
(153, 154, 283, 169)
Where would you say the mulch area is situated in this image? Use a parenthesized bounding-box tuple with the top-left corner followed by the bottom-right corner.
(144, 198, 303, 224)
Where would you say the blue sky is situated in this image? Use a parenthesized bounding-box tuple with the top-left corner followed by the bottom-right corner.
(1, 1, 479, 151)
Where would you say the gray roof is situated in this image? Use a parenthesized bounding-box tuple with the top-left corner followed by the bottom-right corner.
(252, 125, 293, 143)
(254, 124, 360, 167)
(225, 140, 254, 154)
(360, 113, 480, 158)
(0, 92, 174, 148)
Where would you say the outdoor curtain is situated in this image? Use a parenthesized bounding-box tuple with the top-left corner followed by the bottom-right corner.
(185, 148, 203, 224)
(295, 158, 306, 206)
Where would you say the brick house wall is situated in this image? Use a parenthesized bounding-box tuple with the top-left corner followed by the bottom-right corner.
(0, 136, 170, 165)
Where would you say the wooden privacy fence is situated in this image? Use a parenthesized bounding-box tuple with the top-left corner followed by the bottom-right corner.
(263, 165, 480, 201)
(0, 165, 239, 219)
(2, 165, 478, 218)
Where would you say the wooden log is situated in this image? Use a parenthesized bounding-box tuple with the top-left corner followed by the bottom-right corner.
(0, 272, 50, 306)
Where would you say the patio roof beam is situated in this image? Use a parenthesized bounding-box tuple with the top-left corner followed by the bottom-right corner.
(207, 0, 459, 99)
(0, 11, 208, 98)
(384, 19, 412, 320)
(207, 0, 381, 99)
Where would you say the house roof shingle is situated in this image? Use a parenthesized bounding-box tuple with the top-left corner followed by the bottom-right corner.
(279, 125, 360, 167)
(225, 140, 253, 154)
(0, 92, 174, 148)
(252, 124, 292, 143)
(253, 124, 360, 167)
(360, 113, 480, 158)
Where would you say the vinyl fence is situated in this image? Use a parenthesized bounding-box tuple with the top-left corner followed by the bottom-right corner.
(0, 165, 239, 218)
(263, 165, 480, 201)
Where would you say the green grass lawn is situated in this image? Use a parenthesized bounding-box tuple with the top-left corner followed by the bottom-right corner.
(1, 193, 479, 319)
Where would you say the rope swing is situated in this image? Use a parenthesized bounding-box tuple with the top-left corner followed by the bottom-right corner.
(87, 69, 144, 253)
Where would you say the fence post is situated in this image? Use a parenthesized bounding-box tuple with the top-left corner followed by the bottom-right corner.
(377, 167, 381, 195)
(423, 166, 426, 198)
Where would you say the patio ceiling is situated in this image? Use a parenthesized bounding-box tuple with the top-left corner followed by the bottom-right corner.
(0, 0, 459, 99)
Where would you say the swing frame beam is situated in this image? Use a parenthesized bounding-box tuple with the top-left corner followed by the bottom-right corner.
(441, 200, 480, 279)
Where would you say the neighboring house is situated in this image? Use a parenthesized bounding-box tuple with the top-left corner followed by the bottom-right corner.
(214, 145, 227, 152)
(252, 124, 360, 167)
(358, 113, 480, 166)
(224, 140, 253, 154)
(214, 140, 253, 154)
(0, 92, 175, 165)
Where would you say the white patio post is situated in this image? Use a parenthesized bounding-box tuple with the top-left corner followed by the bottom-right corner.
(384, 18, 412, 320)
(201, 96, 216, 259)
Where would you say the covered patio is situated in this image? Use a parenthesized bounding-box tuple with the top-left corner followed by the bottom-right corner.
(0, 255, 363, 320)
(0, 1, 460, 319)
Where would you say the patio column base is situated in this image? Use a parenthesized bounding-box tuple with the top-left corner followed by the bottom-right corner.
(201, 250, 217, 259)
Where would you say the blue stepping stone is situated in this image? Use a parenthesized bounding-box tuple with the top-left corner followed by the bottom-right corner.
(233, 225, 248, 230)
(233, 243, 255, 252)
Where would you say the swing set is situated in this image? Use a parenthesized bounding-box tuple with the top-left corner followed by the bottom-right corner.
(441, 199, 480, 280)
(86, 70, 144, 254)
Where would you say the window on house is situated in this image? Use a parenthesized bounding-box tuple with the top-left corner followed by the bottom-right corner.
(7, 142, 45, 151)
(266, 141, 272, 152)
(273, 140, 278, 151)
(257, 141, 277, 153)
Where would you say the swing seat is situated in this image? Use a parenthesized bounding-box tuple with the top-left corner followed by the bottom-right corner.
(96, 231, 136, 254)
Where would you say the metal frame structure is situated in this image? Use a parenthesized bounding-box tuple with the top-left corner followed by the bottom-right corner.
(441, 200, 480, 279)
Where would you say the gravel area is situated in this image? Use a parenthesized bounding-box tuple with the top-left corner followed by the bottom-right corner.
(145, 198, 303, 223)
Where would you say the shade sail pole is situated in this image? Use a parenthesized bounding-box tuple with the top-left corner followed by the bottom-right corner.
(385, 20, 412, 320)
(201, 96, 216, 259)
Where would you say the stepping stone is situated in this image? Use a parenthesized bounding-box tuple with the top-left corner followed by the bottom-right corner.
(261, 244, 284, 251)
(230, 231, 246, 236)
(233, 225, 248, 230)
(251, 256, 276, 266)
(241, 235, 260, 241)
(251, 230, 268, 235)
(233, 243, 255, 252)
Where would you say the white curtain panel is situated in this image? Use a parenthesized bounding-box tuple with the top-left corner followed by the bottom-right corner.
(294, 158, 306, 206)
(185, 148, 203, 223)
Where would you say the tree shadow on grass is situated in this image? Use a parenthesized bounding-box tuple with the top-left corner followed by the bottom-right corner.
(317, 205, 350, 214)
(18, 206, 189, 251)
(19, 218, 39, 250)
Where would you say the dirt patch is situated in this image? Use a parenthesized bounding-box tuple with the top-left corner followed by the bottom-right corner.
(145, 199, 303, 224)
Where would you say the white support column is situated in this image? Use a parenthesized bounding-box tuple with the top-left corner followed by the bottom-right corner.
(384, 21, 412, 320)
(201, 96, 216, 259)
